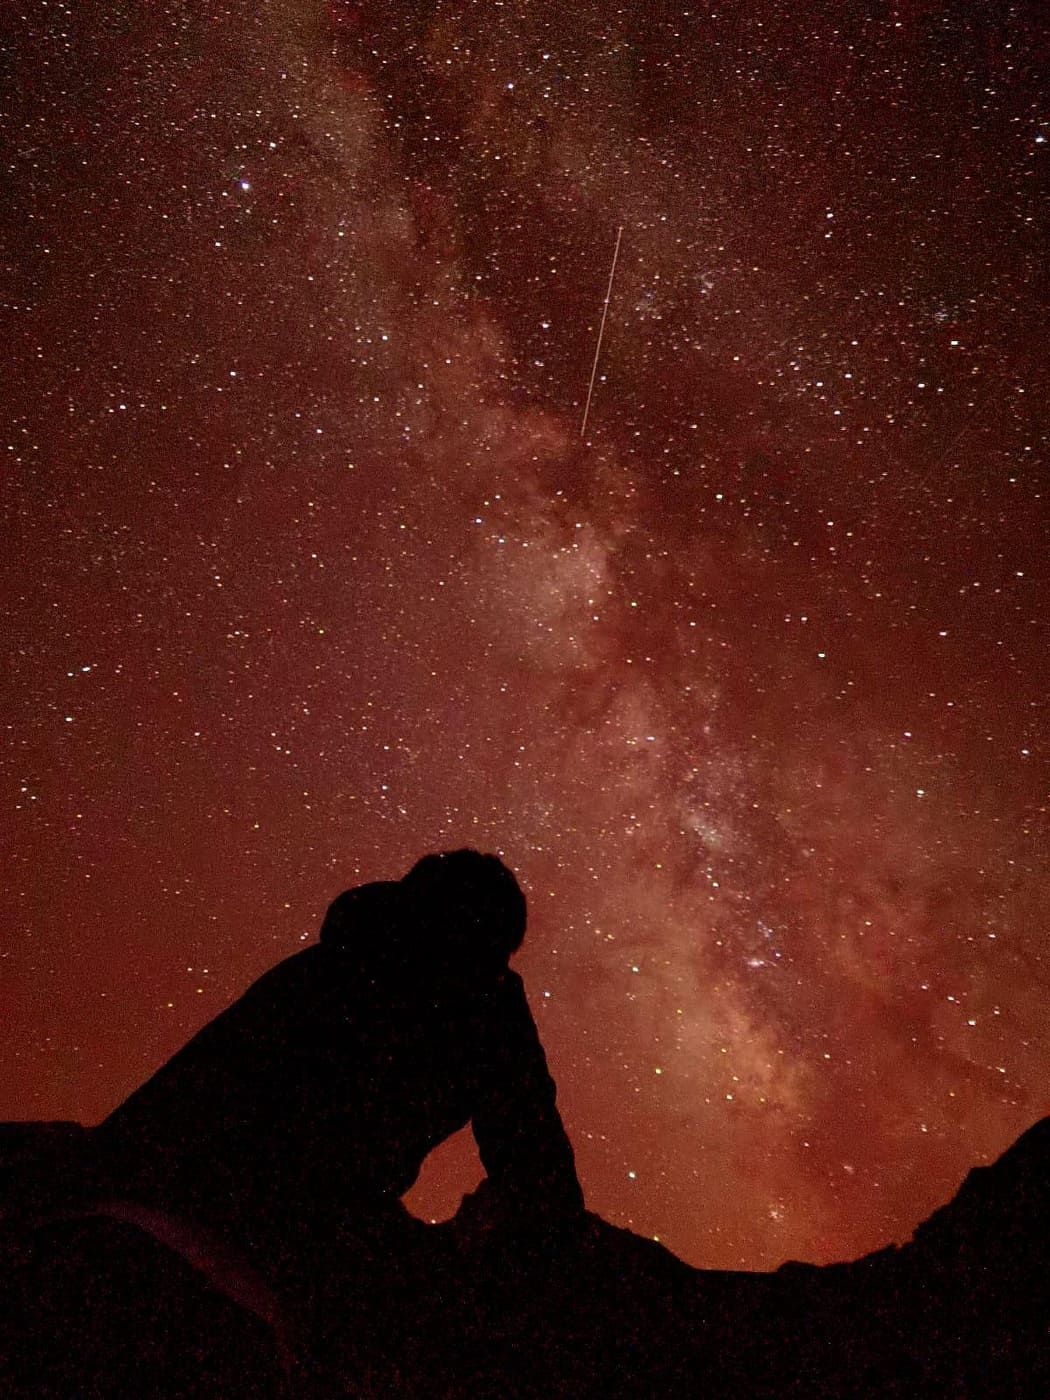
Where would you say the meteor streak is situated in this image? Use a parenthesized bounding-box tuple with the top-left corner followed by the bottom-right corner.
(580, 224, 623, 440)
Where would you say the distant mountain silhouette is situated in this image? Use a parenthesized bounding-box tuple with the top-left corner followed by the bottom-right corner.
(1, 1116, 1047, 1396)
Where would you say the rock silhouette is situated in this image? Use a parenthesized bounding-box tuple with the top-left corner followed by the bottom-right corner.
(2, 850, 590, 1394)
(94, 852, 583, 1273)
(0, 848, 1046, 1394)
(2, 1115, 1048, 1395)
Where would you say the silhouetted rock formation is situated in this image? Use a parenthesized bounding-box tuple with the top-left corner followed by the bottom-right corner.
(2, 1117, 1047, 1397)
(92, 857, 583, 1272)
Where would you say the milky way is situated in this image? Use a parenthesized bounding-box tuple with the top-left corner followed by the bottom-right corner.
(2, 1, 1047, 1269)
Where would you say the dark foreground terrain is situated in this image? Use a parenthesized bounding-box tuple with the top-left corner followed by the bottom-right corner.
(1, 1117, 1047, 1397)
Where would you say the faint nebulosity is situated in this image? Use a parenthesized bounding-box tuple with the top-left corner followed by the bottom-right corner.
(1, 1, 1046, 1270)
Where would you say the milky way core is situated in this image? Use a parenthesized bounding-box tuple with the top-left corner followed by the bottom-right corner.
(2, 1, 1047, 1269)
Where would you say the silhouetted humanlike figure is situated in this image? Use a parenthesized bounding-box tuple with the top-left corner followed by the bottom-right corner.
(94, 851, 583, 1299)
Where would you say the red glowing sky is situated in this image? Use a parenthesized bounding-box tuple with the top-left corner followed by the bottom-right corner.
(2, 1, 1046, 1270)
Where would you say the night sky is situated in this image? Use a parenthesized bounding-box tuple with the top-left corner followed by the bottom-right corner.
(2, 1, 1047, 1271)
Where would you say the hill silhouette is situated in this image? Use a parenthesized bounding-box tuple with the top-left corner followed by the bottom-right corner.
(1, 1114, 1047, 1396)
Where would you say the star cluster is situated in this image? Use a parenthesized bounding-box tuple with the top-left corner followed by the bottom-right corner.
(2, 1, 1046, 1269)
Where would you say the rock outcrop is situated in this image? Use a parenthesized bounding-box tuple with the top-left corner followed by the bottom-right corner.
(1, 1117, 1047, 1396)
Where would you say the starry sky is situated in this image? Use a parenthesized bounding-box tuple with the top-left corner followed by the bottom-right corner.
(2, 1, 1047, 1271)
